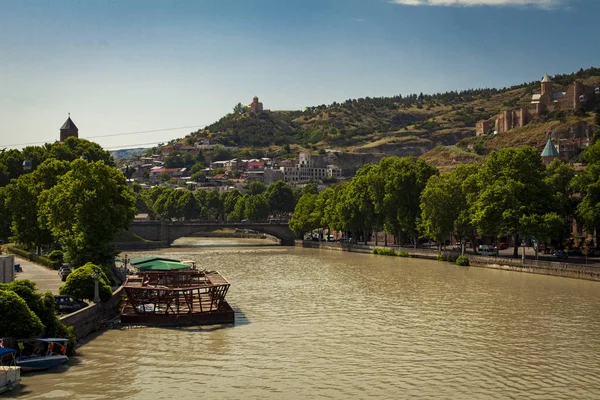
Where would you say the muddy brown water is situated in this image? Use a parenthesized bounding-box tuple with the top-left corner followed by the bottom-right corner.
(11, 238, 600, 399)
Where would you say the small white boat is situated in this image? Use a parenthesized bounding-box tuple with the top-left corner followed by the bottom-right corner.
(16, 338, 69, 372)
(0, 347, 21, 393)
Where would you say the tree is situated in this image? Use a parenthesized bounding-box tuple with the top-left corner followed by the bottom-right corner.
(233, 102, 248, 115)
(59, 263, 112, 302)
(0, 290, 44, 338)
(191, 171, 206, 182)
(5, 159, 71, 250)
(245, 194, 270, 221)
(469, 147, 553, 257)
(420, 174, 462, 251)
(0, 187, 12, 243)
(265, 180, 296, 217)
(247, 181, 267, 195)
(223, 189, 242, 217)
(38, 159, 136, 268)
(380, 157, 438, 246)
(206, 190, 223, 221)
(289, 193, 317, 235)
(229, 195, 247, 221)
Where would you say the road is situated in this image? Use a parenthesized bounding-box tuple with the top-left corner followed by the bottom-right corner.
(13, 257, 63, 294)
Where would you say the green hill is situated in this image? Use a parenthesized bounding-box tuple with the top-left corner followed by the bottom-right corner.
(172, 67, 600, 170)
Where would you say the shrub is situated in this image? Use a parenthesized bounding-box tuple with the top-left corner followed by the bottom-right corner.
(396, 250, 411, 258)
(373, 248, 396, 256)
(0, 290, 44, 338)
(436, 253, 447, 261)
(59, 263, 112, 302)
(47, 250, 64, 264)
(455, 255, 470, 266)
(6, 246, 59, 270)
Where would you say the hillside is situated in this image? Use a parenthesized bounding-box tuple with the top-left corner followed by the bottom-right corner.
(169, 67, 600, 170)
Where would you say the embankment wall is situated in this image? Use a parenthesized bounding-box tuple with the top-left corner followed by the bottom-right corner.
(59, 286, 124, 339)
(299, 241, 600, 282)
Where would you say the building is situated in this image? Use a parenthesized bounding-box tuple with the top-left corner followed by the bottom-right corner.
(541, 139, 560, 165)
(248, 96, 264, 113)
(477, 74, 600, 136)
(279, 152, 342, 183)
(60, 114, 79, 142)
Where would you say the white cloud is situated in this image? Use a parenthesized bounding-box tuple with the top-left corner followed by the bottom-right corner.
(390, 0, 562, 8)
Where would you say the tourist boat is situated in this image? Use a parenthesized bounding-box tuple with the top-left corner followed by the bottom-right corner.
(0, 348, 21, 393)
(16, 338, 69, 372)
(121, 261, 234, 326)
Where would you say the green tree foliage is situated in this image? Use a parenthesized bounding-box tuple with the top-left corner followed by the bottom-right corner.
(289, 193, 317, 234)
(38, 159, 136, 267)
(469, 147, 553, 257)
(0, 290, 44, 338)
(233, 102, 248, 115)
(244, 194, 270, 220)
(420, 174, 463, 251)
(0, 187, 12, 243)
(164, 151, 195, 169)
(223, 189, 242, 216)
(247, 181, 267, 195)
(265, 180, 296, 217)
(59, 263, 112, 302)
(5, 159, 71, 249)
(229, 195, 247, 221)
(191, 171, 206, 182)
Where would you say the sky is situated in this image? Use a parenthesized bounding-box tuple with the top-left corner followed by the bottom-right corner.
(1, 0, 599, 150)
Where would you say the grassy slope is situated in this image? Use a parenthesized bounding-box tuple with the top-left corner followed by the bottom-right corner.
(179, 71, 600, 170)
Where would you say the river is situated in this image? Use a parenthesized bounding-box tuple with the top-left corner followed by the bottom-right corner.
(11, 238, 600, 399)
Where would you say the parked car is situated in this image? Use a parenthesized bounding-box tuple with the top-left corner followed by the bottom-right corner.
(326, 235, 336, 242)
(553, 250, 568, 259)
(303, 234, 312, 241)
(58, 266, 72, 282)
(478, 245, 497, 256)
(496, 242, 508, 250)
(241, 219, 252, 223)
(54, 295, 88, 314)
(422, 240, 437, 248)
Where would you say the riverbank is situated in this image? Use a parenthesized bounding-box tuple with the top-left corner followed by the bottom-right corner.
(299, 240, 600, 282)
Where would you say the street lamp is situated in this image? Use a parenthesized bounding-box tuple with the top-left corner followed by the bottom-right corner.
(92, 271, 102, 303)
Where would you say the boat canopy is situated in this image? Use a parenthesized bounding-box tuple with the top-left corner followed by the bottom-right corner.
(130, 256, 180, 266)
(135, 260, 191, 271)
(0, 348, 16, 356)
(36, 338, 69, 343)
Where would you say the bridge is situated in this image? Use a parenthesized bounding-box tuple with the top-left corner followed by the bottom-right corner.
(129, 220, 296, 246)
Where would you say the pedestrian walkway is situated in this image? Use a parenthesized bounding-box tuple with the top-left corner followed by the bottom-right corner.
(13, 257, 63, 294)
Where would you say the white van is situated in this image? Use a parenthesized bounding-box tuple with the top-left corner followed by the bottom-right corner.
(478, 245, 497, 256)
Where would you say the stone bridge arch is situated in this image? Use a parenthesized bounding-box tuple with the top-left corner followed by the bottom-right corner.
(129, 221, 295, 246)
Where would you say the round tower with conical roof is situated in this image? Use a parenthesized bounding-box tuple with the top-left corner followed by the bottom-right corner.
(60, 114, 79, 142)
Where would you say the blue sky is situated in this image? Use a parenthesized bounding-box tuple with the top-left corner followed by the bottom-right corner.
(1, 0, 598, 149)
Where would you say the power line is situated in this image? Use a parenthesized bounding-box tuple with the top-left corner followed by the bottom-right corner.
(0, 124, 207, 148)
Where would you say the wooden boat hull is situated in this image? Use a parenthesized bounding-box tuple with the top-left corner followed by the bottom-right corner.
(121, 301, 235, 326)
(16, 355, 68, 372)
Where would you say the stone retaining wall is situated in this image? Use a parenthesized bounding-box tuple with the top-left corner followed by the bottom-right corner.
(59, 286, 124, 339)
(469, 255, 600, 281)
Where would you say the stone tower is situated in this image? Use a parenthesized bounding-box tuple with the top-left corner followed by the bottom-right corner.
(60, 114, 79, 142)
(541, 73, 552, 96)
